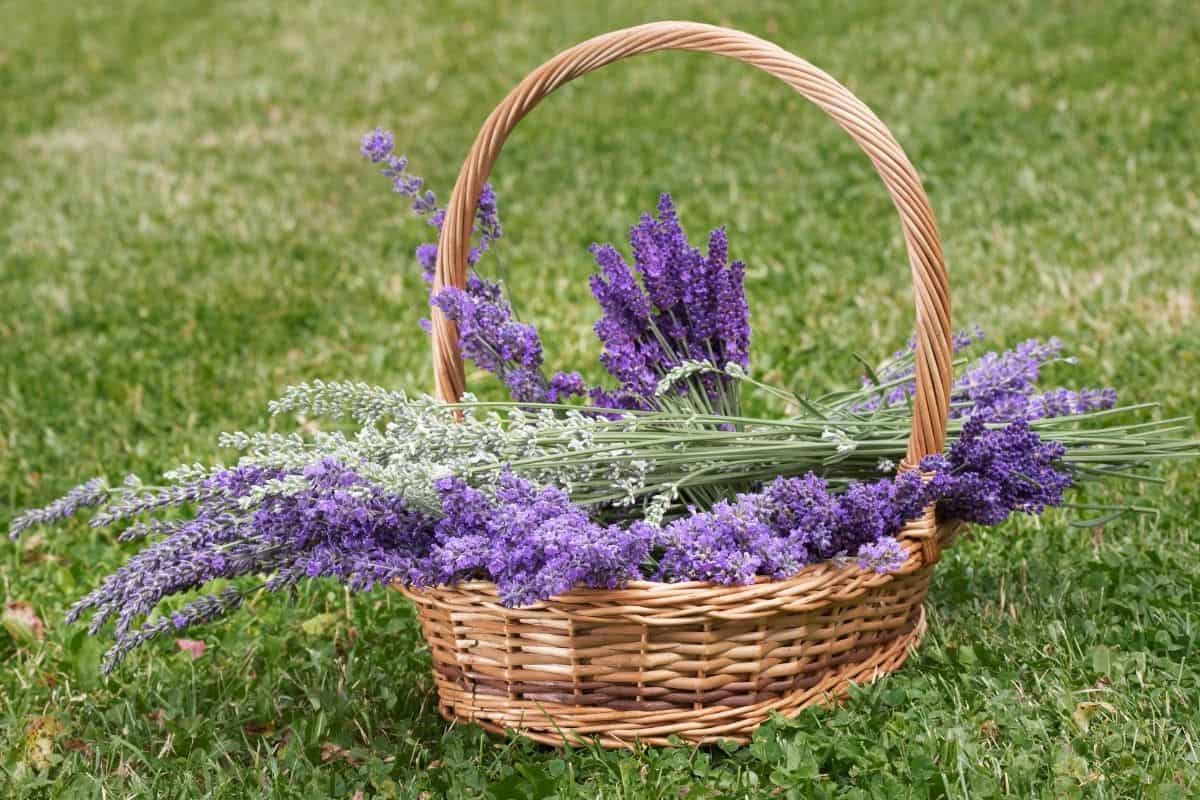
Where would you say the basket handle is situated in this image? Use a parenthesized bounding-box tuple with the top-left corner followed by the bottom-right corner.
(432, 20, 953, 465)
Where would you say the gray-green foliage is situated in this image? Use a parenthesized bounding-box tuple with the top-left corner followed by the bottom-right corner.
(235, 375, 1194, 524)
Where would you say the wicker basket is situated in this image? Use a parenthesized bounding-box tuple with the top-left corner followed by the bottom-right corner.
(401, 20, 958, 748)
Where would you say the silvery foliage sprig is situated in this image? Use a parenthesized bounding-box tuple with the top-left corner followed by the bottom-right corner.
(240, 380, 658, 512)
(250, 358, 1194, 525)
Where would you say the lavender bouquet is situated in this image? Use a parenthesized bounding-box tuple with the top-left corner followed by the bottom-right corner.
(9, 129, 1196, 674)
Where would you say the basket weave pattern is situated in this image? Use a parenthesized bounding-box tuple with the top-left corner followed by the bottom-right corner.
(404, 20, 957, 747)
(402, 519, 958, 747)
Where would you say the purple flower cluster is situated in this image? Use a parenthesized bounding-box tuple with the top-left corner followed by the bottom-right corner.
(1025, 387, 1119, 420)
(365, 132, 753, 412)
(8, 477, 108, 540)
(59, 460, 434, 672)
(363, 129, 497, 273)
(856, 329, 1117, 423)
(651, 471, 927, 584)
(429, 276, 587, 403)
(649, 416, 1074, 583)
(953, 339, 1117, 422)
(423, 474, 649, 606)
(249, 460, 434, 591)
(921, 417, 1073, 525)
(589, 194, 751, 408)
(856, 536, 909, 574)
(364, 129, 585, 404)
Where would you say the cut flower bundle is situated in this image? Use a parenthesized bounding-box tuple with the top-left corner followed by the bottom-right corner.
(10, 131, 1195, 675)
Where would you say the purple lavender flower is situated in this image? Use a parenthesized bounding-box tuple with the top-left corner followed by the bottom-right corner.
(834, 470, 927, 552)
(651, 469, 931, 584)
(758, 473, 840, 567)
(856, 537, 907, 573)
(1025, 387, 1118, 420)
(652, 499, 776, 585)
(504, 368, 549, 404)
(370, 139, 498, 269)
(469, 183, 502, 264)
(430, 284, 558, 401)
(587, 386, 644, 412)
(940, 339, 1117, 423)
(381, 154, 427, 207)
(921, 417, 1072, 525)
(415, 243, 438, 283)
(547, 372, 587, 403)
(359, 128, 394, 163)
(645, 415, 1074, 587)
(364, 130, 586, 404)
(590, 194, 752, 409)
(42, 460, 441, 671)
(426, 474, 648, 606)
(855, 330, 1118, 423)
(952, 338, 1064, 420)
(8, 477, 108, 540)
(712, 230, 751, 370)
(101, 588, 244, 674)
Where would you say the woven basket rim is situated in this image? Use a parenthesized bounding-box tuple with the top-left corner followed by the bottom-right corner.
(399, 517, 961, 609)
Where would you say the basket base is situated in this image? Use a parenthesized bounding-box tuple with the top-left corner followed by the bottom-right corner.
(427, 605, 926, 749)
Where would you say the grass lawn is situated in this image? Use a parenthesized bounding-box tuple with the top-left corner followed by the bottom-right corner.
(2, 0, 1198, 796)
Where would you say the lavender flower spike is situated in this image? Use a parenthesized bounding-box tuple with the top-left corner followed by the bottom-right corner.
(856, 537, 907, 573)
(359, 127, 395, 163)
(363, 129, 581, 404)
(8, 477, 109, 540)
(589, 193, 752, 410)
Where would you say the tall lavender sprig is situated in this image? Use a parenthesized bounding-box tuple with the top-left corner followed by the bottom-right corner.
(100, 588, 245, 675)
(589, 194, 752, 412)
(8, 477, 109, 540)
(57, 459, 440, 672)
(853, 329, 1118, 423)
(364, 129, 585, 404)
(952, 339, 1118, 422)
